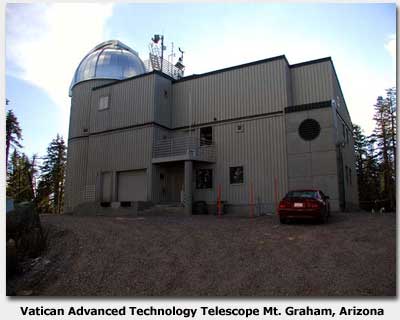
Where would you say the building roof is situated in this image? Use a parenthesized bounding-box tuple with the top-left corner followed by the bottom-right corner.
(91, 55, 333, 91)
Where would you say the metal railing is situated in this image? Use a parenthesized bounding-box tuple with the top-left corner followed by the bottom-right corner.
(143, 57, 184, 80)
(153, 136, 216, 162)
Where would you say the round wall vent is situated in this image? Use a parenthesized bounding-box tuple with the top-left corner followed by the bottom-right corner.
(298, 118, 321, 141)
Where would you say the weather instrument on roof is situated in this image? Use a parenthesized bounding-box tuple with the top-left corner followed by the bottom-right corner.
(175, 47, 185, 71)
(145, 34, 185, 79)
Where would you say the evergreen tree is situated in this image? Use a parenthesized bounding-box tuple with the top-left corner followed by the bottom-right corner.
(35, 178, 52, 213)
(6, 108, 23, 166)
(385, 87, 396, 177)
(371, 88, 396, 210)
(40, 135, 67, 214)
(353, 125, 382, 210)
(7, 150, 36, 202)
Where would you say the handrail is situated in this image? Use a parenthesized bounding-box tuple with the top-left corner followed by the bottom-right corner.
(153, 136, 216, 162)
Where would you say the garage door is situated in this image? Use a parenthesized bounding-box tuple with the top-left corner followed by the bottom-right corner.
(117, 169, 147, 201)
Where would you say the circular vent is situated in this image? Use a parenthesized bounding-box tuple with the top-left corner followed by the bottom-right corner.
(298, 118, 321, 141)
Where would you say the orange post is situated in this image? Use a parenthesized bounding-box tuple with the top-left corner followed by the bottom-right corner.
(217, 184, 222, 218)
(250, 182, 254, 218)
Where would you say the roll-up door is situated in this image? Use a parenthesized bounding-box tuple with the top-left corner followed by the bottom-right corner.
(117, 169, 147, 201)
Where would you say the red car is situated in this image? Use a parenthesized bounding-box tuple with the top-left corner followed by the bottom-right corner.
(278, 190, 330, 224)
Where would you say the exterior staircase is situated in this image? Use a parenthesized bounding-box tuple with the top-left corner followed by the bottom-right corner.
(139, 202, 186, 216)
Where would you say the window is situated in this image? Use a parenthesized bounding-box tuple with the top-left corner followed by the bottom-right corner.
(196, 169, 213, 189)
(236, 124, 244, 133)
(298, 119, 321, 141)
(99, 95, 109, 110)
(200, 126, 212, 146)
(230, 166, 244, 184)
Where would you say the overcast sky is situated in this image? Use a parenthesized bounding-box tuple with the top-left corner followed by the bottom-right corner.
(5, 2, 396, 158)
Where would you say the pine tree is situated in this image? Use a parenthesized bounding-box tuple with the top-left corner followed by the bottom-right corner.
(371, 89, 396, 211)
(7, 150, 36, 202)
(385, 87, 396, 177)
(6, 108, 23, 167)
(39, 135, 67, 214)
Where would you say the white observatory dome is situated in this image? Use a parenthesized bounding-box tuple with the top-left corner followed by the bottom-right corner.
(69, 40, 146, 96)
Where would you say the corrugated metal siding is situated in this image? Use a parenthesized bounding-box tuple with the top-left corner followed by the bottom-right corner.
(64, 138, 89, 211)
(69, 80, 114, 139)
(291, 61, 333, 106)
(332, 71, 352, 128)
(332, 70, 359, 208)
(171, 59, 289, 128)
(85, 126, 153, 185)
(284, 107, 348, 211)
(90, 75, 156, 133)
(154, 75, 172, 127)
(192, 115, 288, 204)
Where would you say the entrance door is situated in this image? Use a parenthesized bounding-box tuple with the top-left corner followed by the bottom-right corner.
(159, 165, 184, 203)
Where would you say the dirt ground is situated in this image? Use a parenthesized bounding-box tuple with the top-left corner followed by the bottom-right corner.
(9, 212, 396, 296)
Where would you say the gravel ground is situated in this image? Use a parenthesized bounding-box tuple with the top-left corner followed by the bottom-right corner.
(11, 212, 396, 296)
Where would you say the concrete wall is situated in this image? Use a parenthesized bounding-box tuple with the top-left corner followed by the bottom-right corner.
(285, 107, 340, 211)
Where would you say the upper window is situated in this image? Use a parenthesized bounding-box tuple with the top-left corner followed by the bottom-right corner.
(200, 126, 212, 146)
(99, 95, 109, 110)
(230, 166, 244, 184)
(236, 124, 244, 133)
(298, 119, 320, 141)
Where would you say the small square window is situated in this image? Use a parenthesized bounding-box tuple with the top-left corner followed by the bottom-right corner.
(236, 124, 244, 132)
(230, 166, 244, 184)
(99, 96, 109, 110)
(196, 169, 213, 189)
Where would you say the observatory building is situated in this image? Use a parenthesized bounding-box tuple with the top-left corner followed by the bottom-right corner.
(64, 39, 358, 215)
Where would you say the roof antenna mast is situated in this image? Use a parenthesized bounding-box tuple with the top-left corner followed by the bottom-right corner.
(147, 34, 185, 79)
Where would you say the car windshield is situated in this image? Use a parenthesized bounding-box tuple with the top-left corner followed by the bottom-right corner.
(286, 191, 318, 199)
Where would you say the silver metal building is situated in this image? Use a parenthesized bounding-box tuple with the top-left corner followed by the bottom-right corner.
(64, 40, 359, 215)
